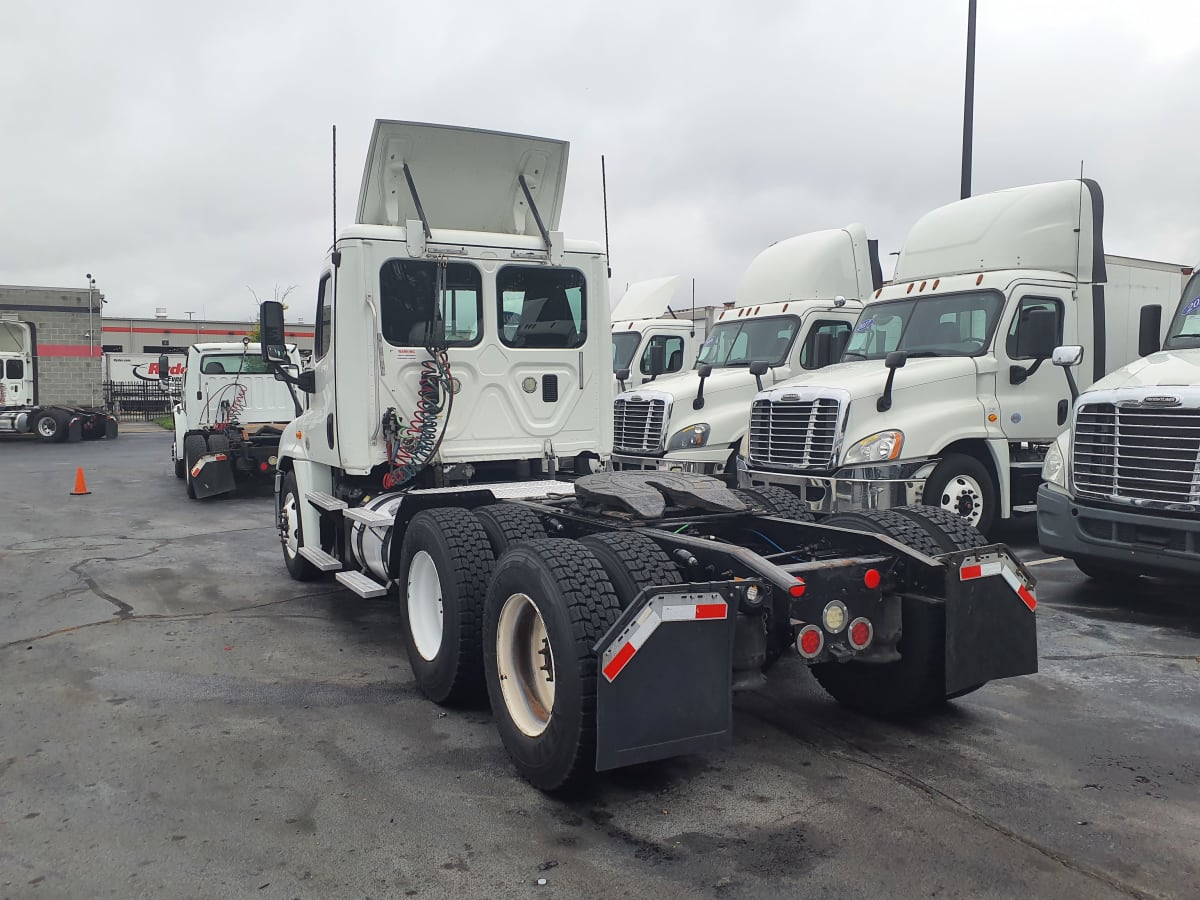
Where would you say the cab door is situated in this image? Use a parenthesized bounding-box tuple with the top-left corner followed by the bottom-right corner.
(992, 289, 1075, 440)
(307, 269, 340, 465)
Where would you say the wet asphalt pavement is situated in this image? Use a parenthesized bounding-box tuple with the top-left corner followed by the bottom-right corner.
(1, 433, 1198, 899)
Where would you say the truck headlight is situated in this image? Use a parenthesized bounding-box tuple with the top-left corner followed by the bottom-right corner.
(1041, 440, 1067, 488)
(667, 423, 710, 451)
(843, 430, 903, 464)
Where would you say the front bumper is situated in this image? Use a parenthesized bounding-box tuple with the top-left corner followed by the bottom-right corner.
(1037, 484, 1200, 579)
(611, 446, 734, 477)
(740, 458, 937, 514)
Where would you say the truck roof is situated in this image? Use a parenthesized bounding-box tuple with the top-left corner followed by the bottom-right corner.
(734, 225, 879, 305)
(712, 296, 861, 324)
(356, 120, 569, 236)
(190, 342, 297, 354)
(894, 179, 1105, 284)
(611, 276, 681, 322)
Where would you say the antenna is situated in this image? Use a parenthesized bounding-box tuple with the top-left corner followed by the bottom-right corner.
(1073, 160, 1085, 294)
(333, 125, 338, 248)
(690, 278, 696, 337)
(601, 155, 612, 278)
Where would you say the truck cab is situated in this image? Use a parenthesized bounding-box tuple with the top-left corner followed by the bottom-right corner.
(610, 276, 703, 393)
(170, 340, 301, 497)
(265, 120, 611, 586)
(0, 319, 33, 412)
(609, 225, 878, 483)
(742, 180, 1184, 534)
(1038, 270, 1200, 579)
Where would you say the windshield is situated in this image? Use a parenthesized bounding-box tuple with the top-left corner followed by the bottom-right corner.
(1163, 272, 1200, 351)
(199, 354, 272, 375)
(843, 291, 1004, 361)
(611, 331, 641, 371)
(695, 315, 799, 368)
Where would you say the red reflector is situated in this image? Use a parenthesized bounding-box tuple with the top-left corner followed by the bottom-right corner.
(260, 462, 270, 472)
(695, 603, 726, 620)
(849, 620, 871, 648)
(960, 564, 982, 580)
(603, 642, 637, 681)
(799, 628, 821, 656)
(863, 568, 881, 589)
(789, 580, 806, 597)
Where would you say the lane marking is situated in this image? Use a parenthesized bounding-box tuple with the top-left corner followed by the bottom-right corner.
(1024, 556, 1065, 567)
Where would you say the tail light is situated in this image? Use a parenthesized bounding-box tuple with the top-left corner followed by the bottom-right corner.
(847, 617, 873, 651)
(796, 625, 824, 659)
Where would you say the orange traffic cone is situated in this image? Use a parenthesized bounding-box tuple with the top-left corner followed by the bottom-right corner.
(70, 467, 91, 496)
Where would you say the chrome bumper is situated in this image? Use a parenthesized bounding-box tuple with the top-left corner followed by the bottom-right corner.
(611, 452, 732, 478)
(740, 458, 937, 515)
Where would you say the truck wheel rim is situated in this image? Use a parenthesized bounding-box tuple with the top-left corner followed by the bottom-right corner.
(495, 592, 555, 738)
(937, 475, 985, 527)
(406, 551, 443, 662)
(281, 492, 301, 559)
(37, 416, 56, 438)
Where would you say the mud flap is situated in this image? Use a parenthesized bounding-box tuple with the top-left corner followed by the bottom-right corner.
(593, 581, 749, 772)
(189, 453, 236, 499)
(105, 417, 118, 439)
(941, 546, 1039, 695)
(66, 418, 82, 442)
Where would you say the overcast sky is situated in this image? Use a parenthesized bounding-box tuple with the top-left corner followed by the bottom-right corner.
(2, 1, 1197, 323)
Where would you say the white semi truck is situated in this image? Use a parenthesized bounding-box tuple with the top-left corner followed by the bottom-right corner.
(742, 180, 1186, 534)
(610, 276, 704, 393)
(610, 226, 880, 484)
(256, 120, 1039, 791)
(164, 340, 301, 499)
(0, 314, 117, 442)
(1038, 269, 1200, 579)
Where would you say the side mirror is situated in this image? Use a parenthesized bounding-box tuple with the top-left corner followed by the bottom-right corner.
(157, 354, 170, 383)
(1138, 305, 1162, 357)
(693, 363, 713, 410)
(748, 359, 769, 392)
(877, 351, 907, 413)
(1016, 308, 1058, 359)
(259, 300, 289, 364)
(647, 342, 666, 379)
(1052, 345, 1085, 367)
(295, 370, 316, 394)
(813, 331, 834, 369)
(616, 367, 630, 391)
(273, 363, 300, 383)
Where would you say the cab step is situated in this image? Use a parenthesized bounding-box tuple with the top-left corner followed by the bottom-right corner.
(336, 570, 388, 598)
(343, 506, 394, 527)
(308, 491, 347, 512)
(298, 545, 342, 572)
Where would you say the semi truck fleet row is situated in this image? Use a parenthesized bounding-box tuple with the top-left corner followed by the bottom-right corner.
(7, 119, 1195, 789)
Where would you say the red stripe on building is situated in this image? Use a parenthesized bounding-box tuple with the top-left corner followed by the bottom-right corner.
(37, 344, 102, 358)
(100, 326, 315, 338)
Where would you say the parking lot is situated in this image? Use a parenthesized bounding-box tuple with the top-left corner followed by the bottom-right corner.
(2, 433, 1198, 899)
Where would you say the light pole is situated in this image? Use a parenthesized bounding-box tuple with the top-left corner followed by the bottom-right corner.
(87, 274, 97, 405)
(961, 0, 978, 199)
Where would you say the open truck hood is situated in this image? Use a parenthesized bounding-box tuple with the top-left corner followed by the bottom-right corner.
(611, 276, 681, 322)
(356, 120, 569, 236)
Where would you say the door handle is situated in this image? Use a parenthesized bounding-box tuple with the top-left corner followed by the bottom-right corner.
(326, 414, 335, 449)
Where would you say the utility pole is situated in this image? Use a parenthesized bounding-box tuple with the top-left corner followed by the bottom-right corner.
(960, 0, 978, 199)
(86, 274, 97, 405)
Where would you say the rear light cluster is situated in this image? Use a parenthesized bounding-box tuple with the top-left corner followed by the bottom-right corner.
(794, 614, 874, 659)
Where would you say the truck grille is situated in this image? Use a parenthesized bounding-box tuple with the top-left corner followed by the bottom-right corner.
(748, 397, 841, 469)
(614, 397, 667, 452)
(1072, 402, 1200, 505)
